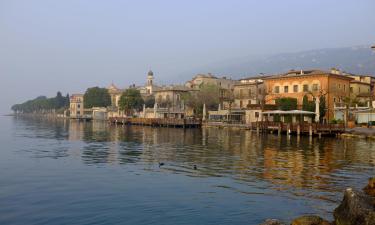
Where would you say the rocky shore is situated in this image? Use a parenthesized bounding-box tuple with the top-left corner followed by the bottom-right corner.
(259, 178, 375, 225)
(341, 128, 375, 139)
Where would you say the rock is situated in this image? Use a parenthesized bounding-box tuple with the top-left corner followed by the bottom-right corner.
(291, 215, 331, 225)
(333, 188, 375, 225)
(259, 219, 285, 225)
(364, 177, 375, 197)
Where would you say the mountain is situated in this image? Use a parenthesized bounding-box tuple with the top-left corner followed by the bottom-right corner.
(188, 46, 375, 79)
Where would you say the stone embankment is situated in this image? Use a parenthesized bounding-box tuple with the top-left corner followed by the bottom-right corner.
(259, 178, 375, 225)
(341, 128, 375, 139)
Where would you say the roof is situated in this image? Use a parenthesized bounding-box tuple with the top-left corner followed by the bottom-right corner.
(263, 69, 353, 81)
(350, 80, 371, 85)
(192, 73, 218, 79)
(153, 85, 193, 92)
(261, 110, 316, 115)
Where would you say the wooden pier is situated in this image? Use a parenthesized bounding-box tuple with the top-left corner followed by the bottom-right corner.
(109, 117, 201, 128)
(250, 121, 346, 136)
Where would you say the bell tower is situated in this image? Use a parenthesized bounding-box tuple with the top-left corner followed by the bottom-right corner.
(146, 70, 154, 94)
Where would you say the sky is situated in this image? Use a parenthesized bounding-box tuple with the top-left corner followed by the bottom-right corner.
(1, 0, 375, 114)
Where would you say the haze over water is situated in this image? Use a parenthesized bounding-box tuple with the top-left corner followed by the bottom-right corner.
(1, 116, 374, 224)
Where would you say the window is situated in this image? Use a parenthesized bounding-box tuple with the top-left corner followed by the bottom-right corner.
(338, 84, 341, 89)
(77, 104, 80, 108)
(258, 88, 262, 94)
(344, 85, 346, 91)
(274, 86, 280, 93)
(255, 112, 259, 118)
(240, 101, 243, 108)
(333, 97, 336, 103)
(293, 85, 298, 93)
(284, 86, 289, 93)
(312, 84, 319, 91)
(303, 84, 309, 92)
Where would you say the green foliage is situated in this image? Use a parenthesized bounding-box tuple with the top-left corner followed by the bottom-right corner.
(118, 88, 144, 114)
(302, 95, 315, 112)
(319, 96, 326, 119)
(182, 84, 221, 115)
(11, 92, 70, 113)
(275, 97, 297, 110)
(330, 118, 343, 124)
(83, 87, 111, 108)
(144, 96, 155, 108)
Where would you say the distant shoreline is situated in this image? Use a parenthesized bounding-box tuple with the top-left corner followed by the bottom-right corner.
(2, 114, 14, 116)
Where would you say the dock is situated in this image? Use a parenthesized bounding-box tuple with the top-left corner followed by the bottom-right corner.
(251, 122, 346, 136)
(109, 117, 201, 128)
(204, 121, 346, 136)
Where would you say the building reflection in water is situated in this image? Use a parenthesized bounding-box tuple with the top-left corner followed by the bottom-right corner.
(13, 117, 375, 203)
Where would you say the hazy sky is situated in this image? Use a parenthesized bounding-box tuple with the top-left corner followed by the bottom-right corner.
(1, 0, 375, 114)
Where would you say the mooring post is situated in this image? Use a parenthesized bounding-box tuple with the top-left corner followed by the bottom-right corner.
(278, 123, 281, 136)
(297, 124, 300, 136)
(256, 122, 260, 135)
(318, 133, 322, 139)
(309, 125, 313, 136)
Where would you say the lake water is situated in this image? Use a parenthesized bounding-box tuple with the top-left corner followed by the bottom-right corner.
(0, 116, 374, 225)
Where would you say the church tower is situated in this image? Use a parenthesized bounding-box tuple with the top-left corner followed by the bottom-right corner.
(146, 70, 154, 94)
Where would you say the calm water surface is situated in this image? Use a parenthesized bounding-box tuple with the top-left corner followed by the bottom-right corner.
(0, 116, 375, 225)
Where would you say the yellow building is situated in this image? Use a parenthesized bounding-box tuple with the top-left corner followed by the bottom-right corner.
(264, 69, 352, 121)
(349, 80, 372, 104)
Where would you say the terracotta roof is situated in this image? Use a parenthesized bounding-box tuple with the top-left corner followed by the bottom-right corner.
(350, 80, 371, 85)
(263, 69, 353, 80)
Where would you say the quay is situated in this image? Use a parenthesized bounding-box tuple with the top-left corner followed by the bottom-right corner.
(109, 117, 201, 128)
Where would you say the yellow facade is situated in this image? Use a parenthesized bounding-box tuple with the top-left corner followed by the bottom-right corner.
(264, 70, 352, 121)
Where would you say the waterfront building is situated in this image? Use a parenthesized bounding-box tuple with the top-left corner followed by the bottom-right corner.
(349, 80, 372, 104)
(185, 73, 238, 110)
(69, 94, 84, 118)
(233, 76, 266, 109)
(153, 85, 193, 119)
(107, 83, 123, 107)
(264, 69, 352, 122)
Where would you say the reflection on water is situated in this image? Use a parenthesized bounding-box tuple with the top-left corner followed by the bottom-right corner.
(2, 116, 375, 224)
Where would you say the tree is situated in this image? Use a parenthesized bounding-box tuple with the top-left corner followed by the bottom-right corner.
(83, 87, 111, 108)
(144, 96, 155, 108)
(182, 84, 221, 116)
(118, 88, 144, 115)
(319, 95, 326, 120)
(54, 91, 65, 109)
(275, 97, 297, 110)
(11, 93, 70, 113)
(302, 95, 315, 112)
